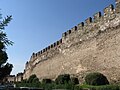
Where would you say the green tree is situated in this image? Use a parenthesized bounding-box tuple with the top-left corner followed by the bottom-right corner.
(42, 79, 52, 84)
(28, 74, 38, 83)
(0, 13, 13, 81)
(27, 74, 40, 87)
(70, 77, 79, 85)
(55, 74, 71, 84)
(85, 72, 109, 86)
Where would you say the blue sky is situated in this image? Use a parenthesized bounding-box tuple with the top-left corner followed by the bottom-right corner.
(0, 0, 115, 75)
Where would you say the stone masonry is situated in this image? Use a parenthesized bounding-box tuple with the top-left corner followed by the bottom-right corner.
(23, 0, 120, 83)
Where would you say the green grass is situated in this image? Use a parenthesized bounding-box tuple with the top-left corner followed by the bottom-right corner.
(79, 84, 120, 90)
(16, 82, 120, 90)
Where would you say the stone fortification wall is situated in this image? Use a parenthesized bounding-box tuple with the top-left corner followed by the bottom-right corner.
(23, 0, 120, 83)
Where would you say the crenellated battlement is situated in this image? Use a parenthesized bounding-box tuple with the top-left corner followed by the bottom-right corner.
(25, 38, 63, 70)
(61, 3, 120, 48)
(62, 4, 116, 39)
(93, 12, 101, 22)
(25, 0, 120, 73)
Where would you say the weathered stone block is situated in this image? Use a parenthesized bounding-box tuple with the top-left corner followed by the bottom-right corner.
(116, 0, 120, 13)
(47, 46, 50, 50)
(45, 47, 47, 51)
(116, 0, 120, 3)
(40, 50, 43, 54)
(59, 39, 62, 44)
(104, 4, 114, 20)
(38, 51, 41, 55)
(62, 32, 67, 37)
(67, 30, 71, 34)
(104, 4, 114, 15)
(51, 44, 54, 48)
(93, 12, 101, 22)
(54, 42, 56, 47)
(56, 41, 59, 45)
(43, 49, 45, 52)
(71, 26, 77, 32)
(77, 22, 84, 30)
(85, 17, 92, 25)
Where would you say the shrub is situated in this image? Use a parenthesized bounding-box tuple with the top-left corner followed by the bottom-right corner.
(74, 85, 82, 90)
(55, 74, 71, 84)
(16, 74, 41, 88)
(32, 77, 40, 83)
(28, 74, 38, 83)
(22, 79, 28, 83)
(71, 77, 79, 85)
(85, 72, 109, 86)
(42, 79, 52, 84)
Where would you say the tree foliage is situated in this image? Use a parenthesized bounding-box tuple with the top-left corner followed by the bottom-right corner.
(0, 15, 13, 46)
(28, 74, 40, 83)
(42, 79, 52, 84)
(16, 74, 41, 87)
(70, 77, 79, 85)
(85, 72, 109, 86)
(55, 74, 71, 84)
(0, 13, 13, 81)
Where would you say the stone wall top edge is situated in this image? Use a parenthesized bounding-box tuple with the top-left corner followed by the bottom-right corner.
(29, 1, 120, 63)
(29, 38, 62, 61)
(62, 4, 115, 37)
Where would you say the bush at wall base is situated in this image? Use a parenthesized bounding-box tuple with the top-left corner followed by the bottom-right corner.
(85, 72, 109, 86)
